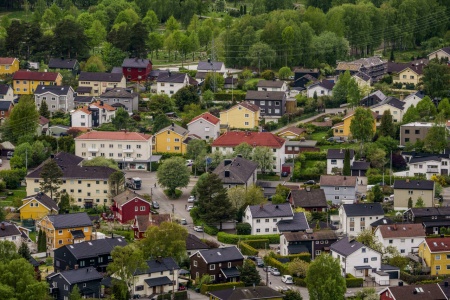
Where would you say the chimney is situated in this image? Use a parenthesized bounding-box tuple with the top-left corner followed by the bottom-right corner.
(275, 205, 279, 209)
(393, 223, 397, 231)
(224, 170, 230, 178)
(260, 203, 263, 210)
(340, 148, 342, 153)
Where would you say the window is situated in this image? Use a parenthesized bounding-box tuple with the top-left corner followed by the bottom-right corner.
(140, 206, 145, 211)
(334, 187, 339, 191)
(193, 261, 197, 267)
(265, 219, 269, 223)
(273, 228, 277, 232)
(273, 219, 277, 222)
(400, 239, 405, 243)
(401, 249, 405, 254)
(256, 229, 261, 232)
(362, 248, 366, 253)
(415, 130, 420, 134)
(408, 190, 413, 195)
(64, 284, 68, 291)
(335, 196, 340, 200)
(436, 266, 441, 271)
(436, 255, 441, 260)
(447, 265, 450, 270)
(135, 285, 144, 291)
(256, 219, 260, 223)
(371, 257, 377, 261)
(364, 258, 368, 263)
(315, 250, 321, 255)
(58, 230, 63, 235)
(135, 206, 138, 211)
(210, 264, 215, 270)
(81, 143, 86, 148)
(210, 275, 215, 281)
(389, 240, 393, 244)
(84, 227, 89, 232)
(331, 159, 337, 165)
(265, 228, 269, 232)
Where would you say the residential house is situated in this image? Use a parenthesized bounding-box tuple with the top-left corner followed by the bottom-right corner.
(122, 58, 152, 82)
(338, 203, 385, 236)
(48, 58, 80, 75)
(223, 77, 238, 89)
(0, 57, 19, 75)
(406, 155, 450, 179)
(209, 286, 284, 300)
(110, 189, 151, 224)
(156, 71, 197, 96)
(132, 257, 179, 297)
(393, 64, 425, 87)
(0, 221, 24, 248)
(320, 175, 358, 205)
(360, 90, 387, 107)
(332, 111, 377, 140)
(288, 188, 328, 212)
(196, 61, 226, 83)
(213, 157, 258, 189)
(405, 207, 450, 235)
(400, 122, 433, 146)
(189, 246, 244, 283)
(352, 72, 372, 88)
(379, 284, 447, 300)
(419, 237, 450, 275)
(402, 90, 425, 111)
(256, 80, 288, 92)
(330, 237, 382, 278)
(187, 112, 220, 141)
(19, 193, 58, 220)
(38, 116, 50, 136)
(212, 131, 286, 173)
(99, 87, 139, 113)
(132, 213, 172, 239)
(277, 126, 306, 140)
(73, 95, 95, 107)
(284, 140, 319, 159)
(0, 141, 14, 156)
(370, 97, 405, 124)
(70, 100, 116, 128)
(245, 91, 286, 122)
(53, 237, 127, 272)
(428, 47, 450, 62)
(0, 84, 15, 101)
(276, 212, 310, 233)
(326, 149, 355, 175)
(374, 224, 425, 256)
(13, 70, 62, 95)
(219, 101, 260, 129)
(293, 74, 318, 90)
(26, 152, 116, 208)
(74, 131, 153, 170)
(0, 99, 13, 125)
(186, 234, 210, 256)
(306, 80, 334, 98)
(34, 85, 75, 115)
(293, 68, 320, 88)
(37, 212, 93, 250)
(77, 72, 126, 96)
(154, 123, 189, 154)
(48, 125, 70, 137)
(351, 161, 370, 177)
(393, 179, 435, 210)
(47, 267, 103, 300)
(336, 56, 387, 82)
(280, 230, 338, 258)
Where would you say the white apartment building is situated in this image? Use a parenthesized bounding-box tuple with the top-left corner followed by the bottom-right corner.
(374, 224, 425, 255)
(70, 100, 116, 128)
(156, 71, 195, 96)
(244, 203, 294, 235)
(338, 203, 385, 236)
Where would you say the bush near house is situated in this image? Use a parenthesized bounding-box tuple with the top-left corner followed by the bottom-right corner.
(267, 252, 311, 263)
(217, 232, 280, 244)
(200, 282, 245, 294)
(345, 274, 363, 287)
(214, 91, 247, 101)
(400, 271, 450, 284)
(238, 239, 269, 256)
(302, 152, 327, 160)
(293, 277, 307, 287)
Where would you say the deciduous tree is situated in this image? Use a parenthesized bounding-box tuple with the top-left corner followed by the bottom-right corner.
(18, 242, 31, 260)
(234, 143, 253, 159)
(379, 110, 395, 138)
(5, 95, 39, 143)
(350, 107, 375, 155)
(68, 284, 82, 300)
(288, 258, 309, 278)
(253, 146, 274, 174)
(415, 196, 425, 208)
(416, 96, 437, 121)
(109, 171, 125, 198)
(402, 105, 420, 124)
(173, 86, 200, 110)
(422, 62, 450, 98)
(356, 229, 383, 253)
(157, 157, 190, 196)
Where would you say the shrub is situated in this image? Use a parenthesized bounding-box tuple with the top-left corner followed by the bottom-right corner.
(217, 232, 280, 244)
(157, 291, 187, 300)
(293, 277, 307, 287)
(239, 241, 258, 256)
(263, 256, 289, 275)
(203, 225, 219, 236)
(345, 274, 363, 287)
(214, 91, 246, 101)
(244, 239, 269, 249)
(200, 282, 245, 294)
(267, 252, 311, 263)
(400, 271, 450, 284)
(302, 152, 327, 160)
(236, 222, 252, 235)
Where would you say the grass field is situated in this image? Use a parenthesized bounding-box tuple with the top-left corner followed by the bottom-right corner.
(0, 186, 26, 207)
(0, 10, 29, 21)
(310, 131, 327, 141)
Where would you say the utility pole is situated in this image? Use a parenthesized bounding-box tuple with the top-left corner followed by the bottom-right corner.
(25, 148, 28, 170)
(172, 267, 175, 300)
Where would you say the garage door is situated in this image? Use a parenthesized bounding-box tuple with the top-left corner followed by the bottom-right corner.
(385, 270, 399, 279)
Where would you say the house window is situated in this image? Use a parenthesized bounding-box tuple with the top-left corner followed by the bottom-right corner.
(364, 258, 368, 263)
(408, 190, 413, 195)
(315, 250, 321, 255)
(58, 230, 63, 235)
(64, 284, 68, 291)
(331, 159, 337, 165)
(362, 248, 366, 253)
(210, 275, 215, 281)
(140, 206, 145, 211)
(135, 285, 144, 291)
(401, 249, 405, 254)
(371, 257, 377, 261)
(193, 261, 197, 267)
(436, 255, 441, 260)
(256, 229, 260, 232)
(265, 219, 269, 223)
(334, 187, 339, 191)
(84, 227, 89, 232)
(210, 264, 215, 270)
(436, 266, 441, 271)
(389, 240, 393, 244)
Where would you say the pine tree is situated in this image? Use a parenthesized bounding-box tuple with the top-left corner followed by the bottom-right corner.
(18, 242, 31, 260)
(69, 284, 82, 300)
(239, 259, 261, 286)
(379, 110, 395, 138)
(59, 192, 71, 213)
(343, 149, 351, 176)
(40, 159, 63, 200)
(39, 100, 50, 119)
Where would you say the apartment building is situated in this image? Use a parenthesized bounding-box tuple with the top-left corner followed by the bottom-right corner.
(77, 72, 126, 96)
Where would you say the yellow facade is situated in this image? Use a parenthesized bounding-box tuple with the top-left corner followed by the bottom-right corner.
(19, 199, 56, 220)
(419, 240, 450, 275)
(220, 105, 260, 129)
(333, 113, 376, 139)
(393, 68, 422, 86)
(38, 216, 93, 250)
(13, 73, 62, 95)
(0, 58, 19, 75)
(154, 130, 188, 154)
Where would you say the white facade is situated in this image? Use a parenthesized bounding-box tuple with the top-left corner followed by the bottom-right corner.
(0, 225, 22, 248)
(307, 84, 332, 98)
(402, 93, 423, 111)
(187, 118, 220, 141)
(374, 227, 425, 256)
(257, 82, 288, 92)
(70, 103, 116, 128)
(370, 104, 403, 124)
(327, 157, 355, 175)
(131, 268, 178, 297)
(243, 205, 294, 235)
(407, 158, 450, 180)
(0, 86, 14, 101)
(331, 242, 382, 278)
(71, 110, 92, 128)
(156, 74, 189, 97)
(338, 206, 384, 236)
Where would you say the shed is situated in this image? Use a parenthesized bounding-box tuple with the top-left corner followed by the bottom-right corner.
(0, 141, 15, 156)
(373, 271, 390, 285)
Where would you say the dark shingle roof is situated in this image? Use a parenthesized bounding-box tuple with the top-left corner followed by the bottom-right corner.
(221, 267, 240, 278)
(277, 212, 310, 232)
(408, 207, 450, 217)
(209, 286, 284, 300)
(330, 238, 364, 256)
(122, 58, 151, 68)
(351, 161, 370, 171)
(409, 156, 442, 164)
(354, 72, 371, 81)
(100, 87, 135, 98)
(157, 72, 188, 83)
(0, 222, 21, 238)
(186, 234, 210, 251)
(156, 123, 188, 136)
(372, 96, 404, 110)
(74, 96, 94, 104)
(290, 189, 328, 208)
(22, 193, 58, 211)
(385, 284, 447, 300)
(134, 257, 180, 275)
(342, 203, 384, 217)
(393, 180, 434, 190)
(57, 267, 102, 284)
(310, 79, 335, 90)
(144, 276, 173, 287)
(213, 157, 257, 185)
(79, 72, 124, 82)
(0, 84, 11, 95)
(48, 58, 78, 69)
(256, 80, 285, 88)
(34, 85, 73, 96)
(248, 203, 293, 218)
(47, 212, 93, 229)
(327, 149, 355, 159)
(0, 100, 12, 111)
(197, 61, 224, 71)
(70, 230, 85, 239)
(59, 238, 127, 259)
(196, 246, 244, 264)
(283, 230, 337, 242)
(245, 90, 285, 101)
(370, 217, 394, 227)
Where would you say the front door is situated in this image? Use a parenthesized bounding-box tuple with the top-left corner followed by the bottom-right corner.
(364, 269, 368, 277)
(434, 227, 439, 235)
(152, 286, 156, 294)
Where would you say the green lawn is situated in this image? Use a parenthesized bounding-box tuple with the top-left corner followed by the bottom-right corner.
(0, 187, 26, 207)
(319, 143, 359, 151)
(0, 10, 29, 21)
(310, 131, 327, 141)
(257, 174, 280, 181)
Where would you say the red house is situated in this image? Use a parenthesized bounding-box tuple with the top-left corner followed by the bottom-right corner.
(110, 189, 151, 224)
(121, 58, 152, 82)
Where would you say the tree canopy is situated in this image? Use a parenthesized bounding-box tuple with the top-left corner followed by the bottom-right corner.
(157, 157, 190, 196)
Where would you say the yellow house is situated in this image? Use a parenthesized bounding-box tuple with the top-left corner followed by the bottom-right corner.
(419, 237, 450, 275)
(12, 70, 62, 95)
(154, 123, 189, 154)
(278, 126, 306, 140)
(19, 193, 58, 220)
(37, 212, 93, 250)
(393, 65, 424, 87)
(220, 101, 260, 129)
(332, 110, 377, 139)
(0, 57, 19, 75)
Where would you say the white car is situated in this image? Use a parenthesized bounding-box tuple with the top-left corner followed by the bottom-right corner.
(187, 196, 196, 203)
(281, 275, 293, 284)
(194, 226, 203, 232)
(187, 205, 194, 211)
(271, 268, 281, 276)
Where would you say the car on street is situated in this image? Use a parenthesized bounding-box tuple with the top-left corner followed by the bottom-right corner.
(187, 196, 196, 203)
(281, 275, 293, 284)
(304, 180, 315, 185)
(193, 226, 203, 232)
(152, 201, 159, 209)
(180, 219, 187, 225)
(256, 258, 264, 267)
(271, 268, 281, 276)
(187, 205, 194, 211)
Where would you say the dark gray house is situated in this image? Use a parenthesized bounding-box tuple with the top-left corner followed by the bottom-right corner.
(293, 68, 320, 88)
(245, 90, 286, 121)
(213, 157, 258, 189)
(99, 87, 139, 113)
(48, 58, 80, 75)
(280, 230, 338, 258)
(47, 267, 103, 300)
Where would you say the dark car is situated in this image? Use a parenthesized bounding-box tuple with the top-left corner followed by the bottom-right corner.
(256, 258, 264, 267)
(152, 201, 160, 209)
(247, 256, 257, 261)
(304, 180, 316, 185)
(281, 171, 289, 177)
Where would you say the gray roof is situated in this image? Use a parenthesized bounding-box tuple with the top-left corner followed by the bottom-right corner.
(409, 156, 442, 164)
(256, 80, 285, 88)
(122, 58, 151, 68)
(111, 67, 122, 74)
(342, 203, 384, 217)
(0, 222, 21, 238)
(245, 90, 285, 101)
(0, 84, 11, 95)
(310, 79, 335, 90)
(248, 203, 293, 218)
(277, 212, 310, 232)
(100, 87, 136, 98)
(157, 123, 188, 136)
(351, 161, 370, 171)
(393, 180, 434, 190)
(287, 244, 309, 254)
(372, 96, 404, 110)
(157, 71, 188, 83)
(283, 230, 338, 242)
(370, 217, 394, 227)
(213, 157, 257, 185)
(209, 286, 284, 300)
(354, 72, 371, 81)
(361, 90, 387, 102)
(290, 189, 328, 208)
(76, 86, 92, 93)
(70, 230, 85, 239)
(74, 96, 94, 104)
(196, 246, 244, 264)
(186, 234, 210, 251)
(327, 149, 355, 159)
(47, 212, 93, 229)
(0, 100, 12, 111)
(48, 58, 78, 69)
(34, 85, 73, 96)
(144, 276, 173, 287)
(57, 267, 102, 284)
(221, 267, 240, 278)
(285, 140, 317, 147)
(58, 237, 127, 259)
(23, 193, 58, 211)
(197, 61, 224, 71)
(79, 72, 124, 82)
(134, 257, 180, 276)
(330, 238, 364, 256)
(408, 207, 450, 217)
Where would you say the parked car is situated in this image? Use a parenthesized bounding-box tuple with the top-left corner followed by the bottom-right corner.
(193, 226, 203, 232)
(187, 196, 196, 203)
(187, 205, 194, 211)
(256, 258, 264, 267)
(6, 151, 13, 160)
(152, 201, 159, 209)
(281, 275, 293, 284)
(281, 171, 289, 177)
(304, 180, 315, 185)
(180, 219, 187, 225)
(247, 256, 257, 261)
(264, 266, 273, 272)
(271, 268, 281, 276)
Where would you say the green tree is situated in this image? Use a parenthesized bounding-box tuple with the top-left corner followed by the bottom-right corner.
(109, 171, 125, 198)
(195, 173, 237, 229)
(10, 142, 33, 169)
(58, 192, 71, 212)
(69, 284, 82, 300)
(356, 229, 383, 253)
(0, 241, 20, 263)
(148, 94, 175, 114)
(39, 100, 50, 119)
(157, 157, 190, 196)
(86, 20, 107, 49)
(152, 114, 172, 134)
(438, 98, 450, 119)
(202, 89, 214, 108)
(244, 185, 266, 206)
(165, 15, 180, 32)
(37, 230, 47, 252)
(142, 10, 159, 32)
(416, 96, 437, 120)
(234, 143, 253, 159)
(84, 55, 106, 72)
(347, 78, 361, 108)
(415, 196, 425, 208)
(350, 107, 375, 155)
(238, 259, 261, 286)
(101, 42, 127, 70)
(202, 72, 225, 92)
(248, 42, 276, 72)
(253, 146, 274, 174)
(379, 110, 395, 138)
(18, 242, 31, 260)
(422, 61, 450, 98)
(372, 185, 383, 202)
(278, 67, 292, 80)
(5, 95, 39, 143)
(173, 86, 200, 110)
(83, 157, 120, 170)
(402, 105, 420, 124)
(187, 139, 207, 175)
(147, 32, 164, 59)
(288, 258, 309, 278)
(306, 254, 346, 300)
(283, 289, 303, 300)
(408, 197, 413, 208)
(332, 70, 351, 104)
(52, 19, 89, 59)
(424, 118, 448, 153)
(112, 108, 131, 130)
(40, 159, 63, 200)
(343, 149, 351, 176)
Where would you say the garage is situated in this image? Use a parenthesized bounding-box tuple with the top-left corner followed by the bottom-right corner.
(380, 264, 400, 279)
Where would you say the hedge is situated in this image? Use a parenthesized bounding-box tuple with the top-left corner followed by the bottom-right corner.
(345, 274, 363, 288)
(263, 256, 289, 275)
(244, 239, 269, 249)
(217, 232, 280, 244)
(214, 91, 246, 101)
(302, 152, 327, 160)
(367, 175, 425, 185)
(400, 271, 450, 284)
(157, 291, 187, 300)
(293, 277, 307, 287)
(239, 241, 259, 256)
(203, 225, 219, 236)
(200, 282, 245, 294)
(268, 252, 311, 263)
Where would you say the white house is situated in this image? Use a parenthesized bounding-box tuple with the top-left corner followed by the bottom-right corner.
(256, 80, 288, 92)
(70, 100, 116, 128)
(195, 61, 226, 83)
(0, 84, 14, 101)
(0, 221, 26, 248)
(427, 46, 450, 61)
(338, 203, 385, 236)
(34, 85, 75, 115)
(156, 71, 196, 97)
(320, 175, 358, 205)
(352, 72, 372, 89)
(326, 149, 355, 175)
(374, 224, 425, 255)
(402, 91, 425, 111)
(330, 237, 382, 278)
(306, 80, 334, 98)
(370, 97, 405, 124)
(187, 112, 220, 141)
(407, 155, 450, 179)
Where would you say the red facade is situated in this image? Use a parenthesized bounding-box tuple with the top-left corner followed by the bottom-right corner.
(122, 63, 152, 82)
(110, 196, 151, 224)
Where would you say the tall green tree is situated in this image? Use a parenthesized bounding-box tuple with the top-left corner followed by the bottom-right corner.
(305, 254, 346, 300)
(68, 284, 82, 300)
(438, 98, 450, 119)
(343, 149, 351, 176)
(422, 62, 450, 98)
(157, 157, 190, 196)
(112, 108, 131, 130)
(58, 192, 71, 213)
(253, 146, 274, 174)
(238, 259, 261, 286)
(0, 241, 20, 263)
(372, 185, 383, 202)
(40, 159, 63, 200)
(350, 107, 375, 155)
(39, 100, 50, 119)
(173, 86, 200, 110)
(332, 70, 351, 104)
(248, 42, 276, 72)
(402, 105, 420, 124)
(415, 196, 425, 208)
(152, 114, 172, 134)
(347, 78, 361, 108)
(416, 96, 437, 120)
(4, 95, 39, 143)
(18, 242, 31, 260)
(425, 113, 447, 153)
(234, 143, 253, 159)
(52, 19, 89, 59)
(379, 110, 395, 138)
(109, 171, 125, 197)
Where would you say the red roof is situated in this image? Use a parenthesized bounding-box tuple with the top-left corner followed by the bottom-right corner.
(91, 100, 115, 111)
(188, 112, 220, 125)
(212, 131, 285, 148)
(13, 70, 59, 81)
(76, 131, 152, 141)
(425, 237, 450, 252)
(0, 57, 16, 65)
(39, 116, 49, 125)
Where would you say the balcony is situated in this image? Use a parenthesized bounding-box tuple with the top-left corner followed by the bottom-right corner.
(122, 148, 134, 153)
(427, 168, 439, 173)
(88, 148, 98, 152)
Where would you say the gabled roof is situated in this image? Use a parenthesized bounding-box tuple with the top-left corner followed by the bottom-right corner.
(309, 79, 335, 90)
(208, 286, 284, 300)
(248, 203, 293, 218)
(372, 96, 404, 110)
(361, 90, 387, 103)
(278, 126, 306, 137)
(100, 87, 136, 98)
(256, 80, 285, 88)
(277, 212, 310, 232)
(134, 257, 180, 276)
(409, 156, 442, 164)
(213, 157, 257, 185)
(53, 267, 102, 285)
(283, 230, 338, 242)
(224, 101, 260, 113)
(0, 57, 17, 65)
(399, 64, 426, 75)
(407, 207, 450, 217)
(90, 100, 116, 111)
(197, 61, 224, 71)
(326, 149, 355, 159)
(424, 237, 450, 252)
(0, 84, 12, 95)
(157, 71, 188, 83)
(34, 85, 73, 96)
(370, 217, 394, 227)
(20, 193, 58, 211)
(376, 224, 425, 239)
(353, 72, 371, 81)
(39, 116, 49, 125)
(341, 203, 384, 217)
(188, 112, 220, 126)
(74, 96, 95, 104)
(57, 237, 127, 259)
(0, 100, 13, 111)
(122, 58, 151, 68)
(245, 90, 285, 101)
(76, 131, 152, 141)
(393, 180, 434, 190)
(351, 161, 370, 171)
(186, 234, 210, 251)
(194, 246, 244, 264)
(382, 284, 447, 300)
(289, 189, 328, 208)
(46, 212, 92, 229)
(330, 238, 368, 256)
(336, 62, 362, 71)
(156, 123, 188, 136)
(0, 221, 21, 238)
(212, 131, 285, 149)
(319, 175, 358, 187)
(429, 47, 450, 57)
(13, 70, 59, 81)
(48, 58, 78, 69)
(113, 189, 147, 206)
(79, 72, 124, 82)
